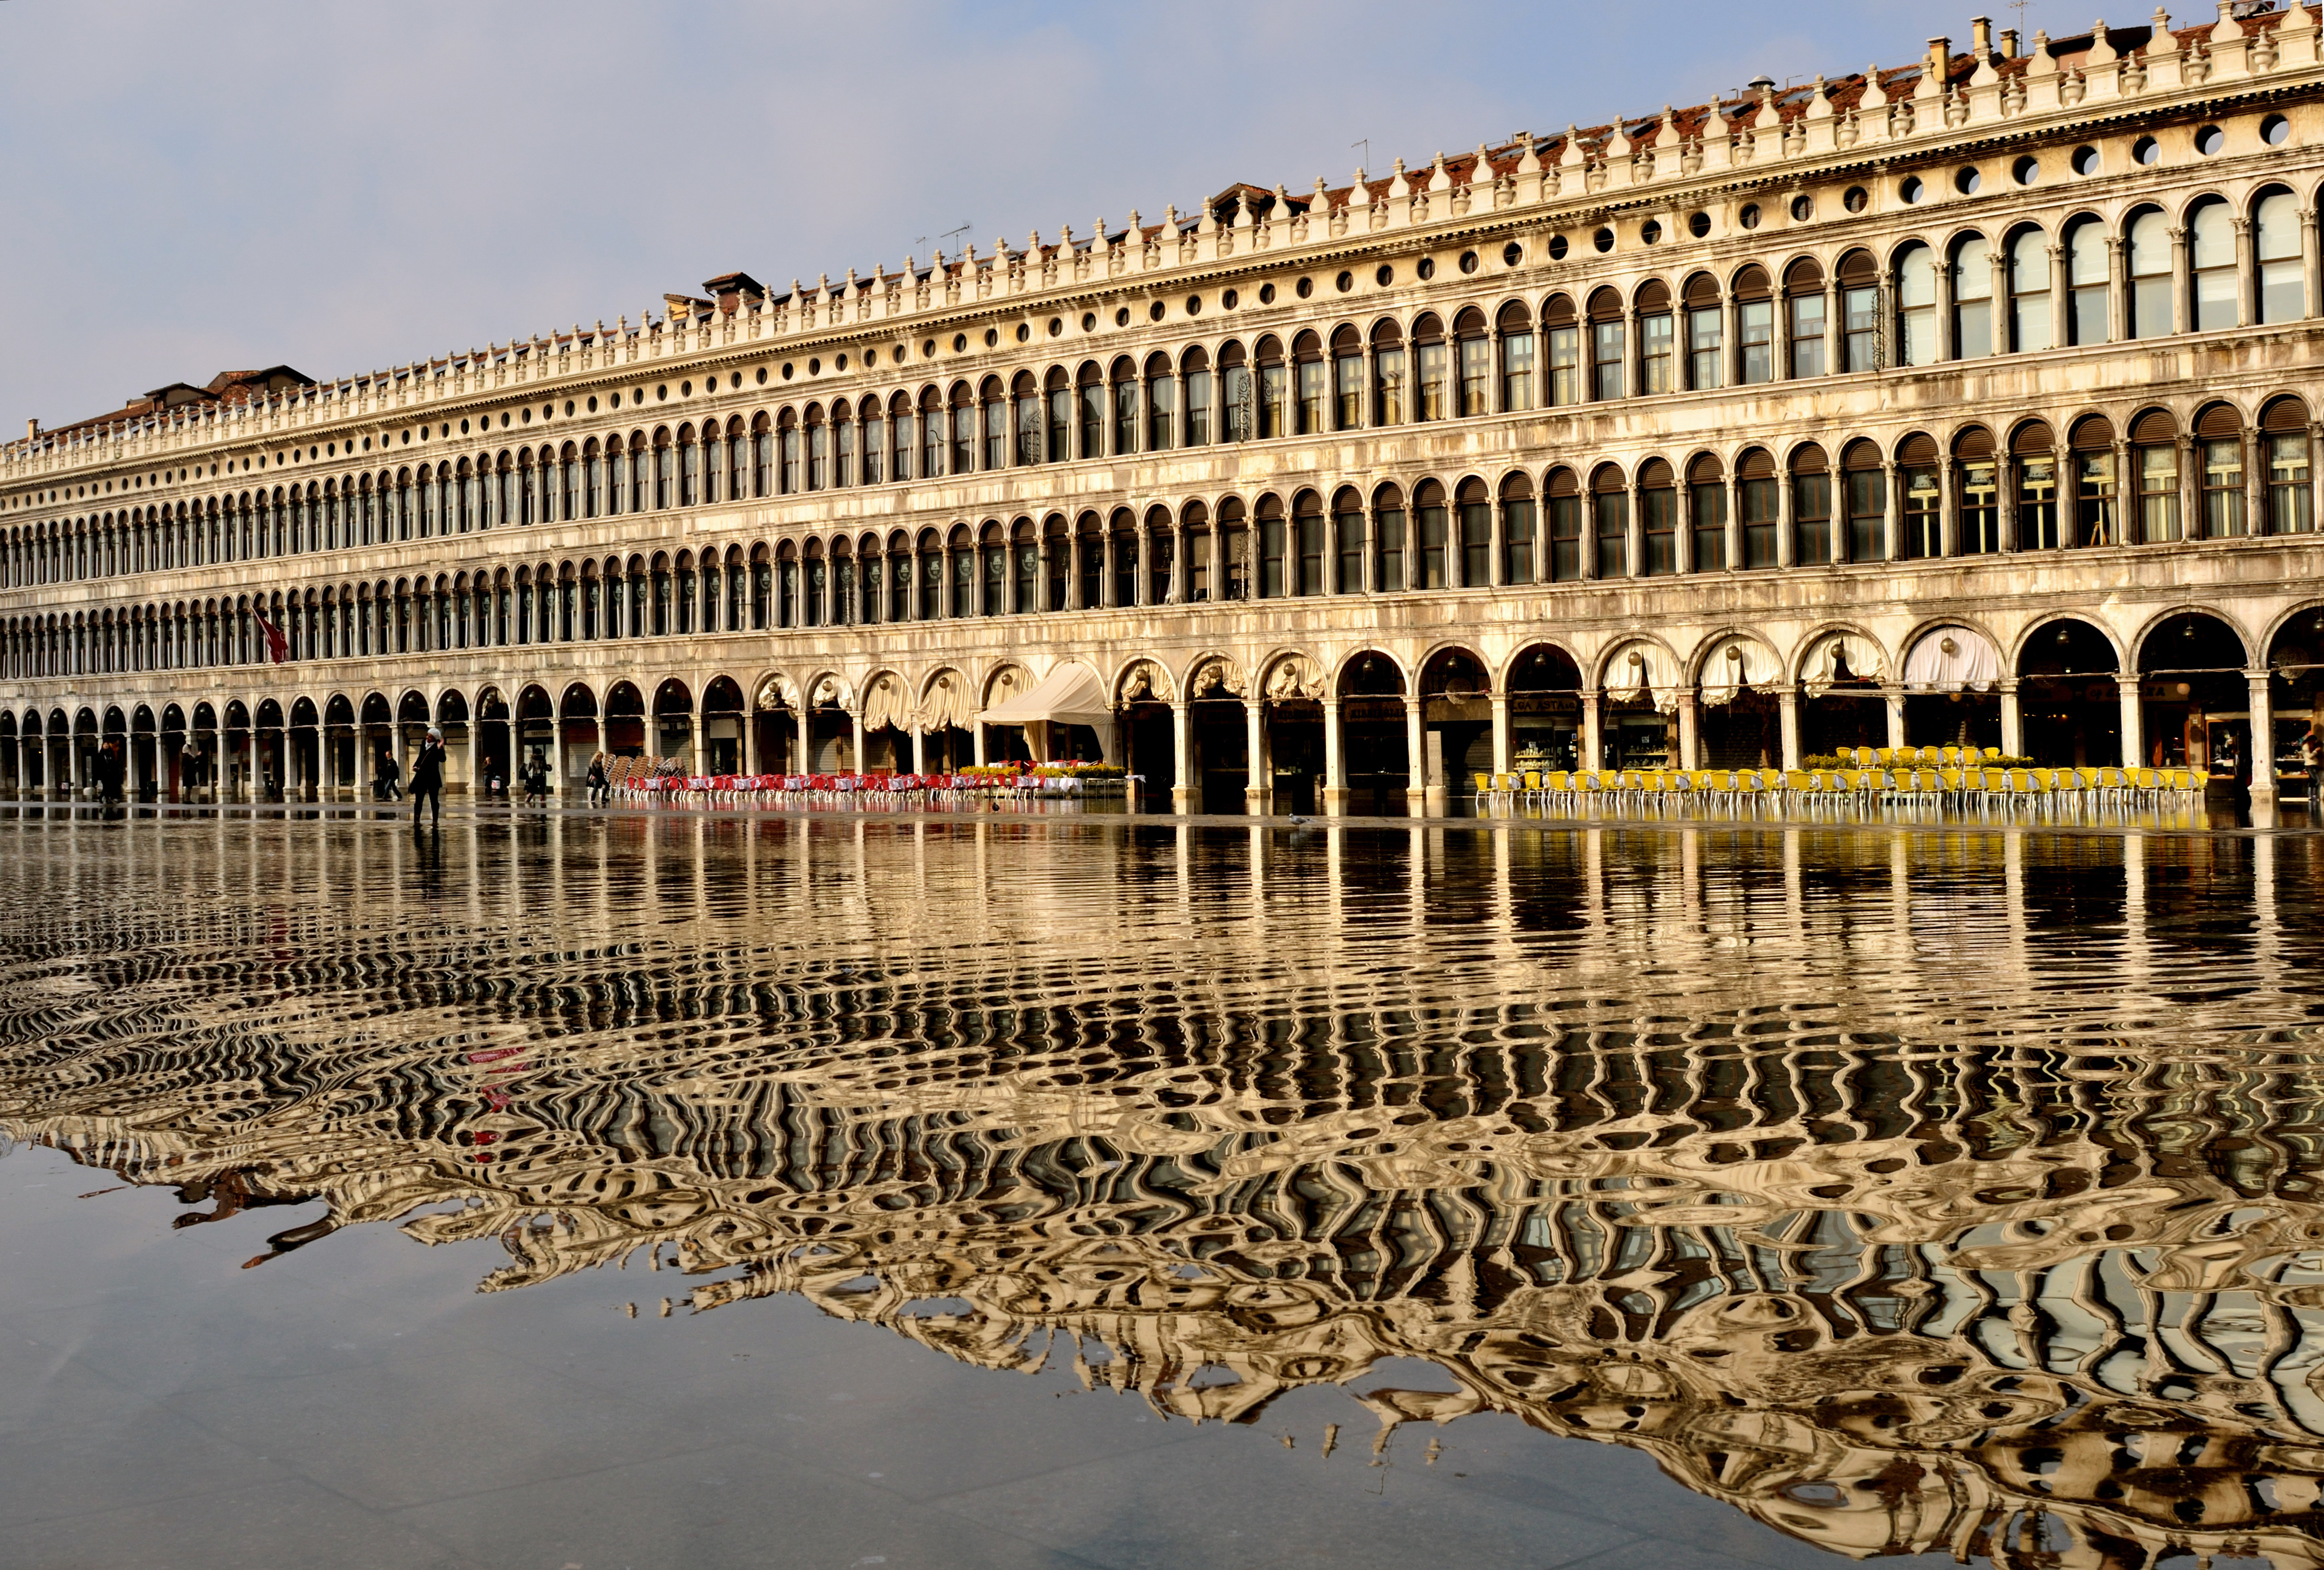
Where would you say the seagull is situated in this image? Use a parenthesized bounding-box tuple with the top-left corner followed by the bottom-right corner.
(1288, 814, 1312, 825)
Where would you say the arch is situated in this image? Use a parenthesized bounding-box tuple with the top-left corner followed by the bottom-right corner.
(2132, 606, 2254, 672)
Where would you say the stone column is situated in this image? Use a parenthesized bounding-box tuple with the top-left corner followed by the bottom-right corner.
(691, 698, 708, 780)
(1724, 475, 1743, 572)
(1170, 700, 1193, 812)
(1405, 697, 1427, 815)
(1491, 692, 1511, 778)
(1824, 277, 1843, 374)
(1774, 467, 1796, 568)
(1882, 462, 1901, 561)
(972, 719, 987, 767)
(2048, 242, 2069, 352)
(1135, 524, 1151, 608)
(1623, 480, 1643, 579)
(2303, 205, 2321, 322)
(2000, 680, 2023, 757)
(1322, 695, 1347, 814)
(1244, 698, 1267, 815)
(911, 725, 927, 776)
(1676, 692, 1699, 770)
(2250, 670, 2277, 799)
(1675, 479, 1695, 574)
(1581, 690, 1602, 771)
(1883, 687, 1906, 752)
(1934, 249, 1957, 362)
(1036, 532, 1053, 613)
(1937, 459, 1958, 558)
(1777, 687, 1802, 771)
(2177, 433, 2197, 543)
(2235, 216, 2256, 330)
(851, 711, 866, 777)
(2106, 234, 2130, 345)
(2169, 225, 2191, 336)
(796, 706, 811, 774)
(2119, 676, 2146, 769)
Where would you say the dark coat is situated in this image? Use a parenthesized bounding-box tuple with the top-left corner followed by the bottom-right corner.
(410, 742, 445, 792)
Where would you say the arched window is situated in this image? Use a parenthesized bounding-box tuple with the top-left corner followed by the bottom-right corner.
(2129, 209, 2173, 338)
(1414, 481, 1448, 589)
(2013, 422, 2058, 550)
(1591, 465, 1629, 577)
(1738, 448, 1777, 567)
(1219, 497, 1250, 600)
(679, 424, 701, 506)
(982, 379, 1008, 469)
(1333, 486, 1367, 591)
(1688, 455, 1726, 569)
(807, 408, 830, 490)
(1371, 320, 1407, 425)
(923, 389, 948, 475)
(1635, 282, 1673, 394)
(945, 385, 974, 474)
(1044, 370, 1072, 462)
(2009, 229, 2052, 352)
(1545, 295, 1581, 404)
(2064, 217, 2109, 345)
(1337, 325, 1369, 429)
(1957, 427, 1999, 554)
(1545, 469, 1581, 582)
(832, 407, 856, 488)
(1638, 459, 1677, 574)
(1292, 334, 1324, 434)
(1013, 374, 1042, 464)
(2070, 417, 2118, 547)
(1587, 289, 1625, 399)
(1791, 444, 1831, 564)
(1455, 308, 1492, 415)
(1683, 274, 1722, 388)
(1732, 266, 1774, 384)
(1414, 314, 1450, 420)
(1182, 348, 1213, 445)
(851, 405, 878, 485)
(1839, 252, 1880, 371)
(2191, 200, 2236, 332)
(1454, 479, 1488, 587)
(1897, 434, 1940, 558)
(1251, 340, 1285, 439)
(2257, 192, 2303, 324)
(1952, 235, 1994, 358)
(584, 439, 604, 518)
(1500, 474, 1536, 585)
(2265, 397, 2313, 533)
(2131, 408, 2181, 543)
(778, 414, 802, 492)
(1296, 490, 1326, 595)
(752, 415, 774, 495)
(1784, 260, 1826, 378)
(1842, 441, 1884, 560)
(1895, 243, 1937, 365)
(2196, 403, 2246, 539)
(1498, 303, 1537, 411)
(1141, 358, 1174, 451)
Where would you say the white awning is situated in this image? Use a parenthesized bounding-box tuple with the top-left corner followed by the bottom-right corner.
(861, 673, 912, 732)
(1801, 631, 1889, 698)
(1698, 637, 1779, 707)
(978, 661, 1112, 729)
(1902, 626, 2001, 693)
(1602, 642, 1678, 713)
(918, 672, 975, 732)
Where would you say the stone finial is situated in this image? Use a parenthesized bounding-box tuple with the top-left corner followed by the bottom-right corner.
(1559, 125, 1587, 167)
(1387, 157, 1412, 198)
(2027, 31, 2057, 73)
(990, 235, 1007, 260)
(1516, 135, 1542, 174)
(1310, 175, 1331, 211)
(2153, 7, 2171, 30)
(1125, 208, 1141, 236)
(1655, 106, 1677, 143)
(1426, 151, 1452, 191)
(1232, 192, 1255, 229)
(903, 255, 918, 277)
(1806, 74, 1833, 116)
(2089, 20, 2119, 62)
(1272, 181, 1292, 215)
(2211, 0, 2243, 39)
(1754, 83, 1783, 126)
(1058, 223, 1075, 246)
(1349, 170, 1372, 204)
(1161, 206, 1178, 233)
(1859, 63, 1889, 107)
(2285, 0, 2315, 32)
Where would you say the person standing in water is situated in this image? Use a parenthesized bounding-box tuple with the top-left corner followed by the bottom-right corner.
(409, 729, 445, 828)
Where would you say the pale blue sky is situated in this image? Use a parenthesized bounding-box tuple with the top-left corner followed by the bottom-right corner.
(5, 0, 2035, 431)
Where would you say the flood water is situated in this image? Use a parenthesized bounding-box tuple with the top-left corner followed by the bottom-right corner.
(4, 809, 2324, 1569)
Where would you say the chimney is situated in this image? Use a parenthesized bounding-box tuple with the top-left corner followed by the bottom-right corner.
(24, 419, 36, 441)
(2001, 26, 2020, 56)
(1971, 15, 1995, 57)
(1927, 35, 1952, 77)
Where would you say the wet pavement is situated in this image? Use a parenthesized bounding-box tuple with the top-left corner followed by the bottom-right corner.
(3, 809, 2322, 1568)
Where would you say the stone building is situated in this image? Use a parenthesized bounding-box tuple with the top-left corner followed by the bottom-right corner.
(7, 4, 2324, 808)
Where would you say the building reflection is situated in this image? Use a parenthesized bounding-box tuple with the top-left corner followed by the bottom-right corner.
(5, 814, 2324, 1566)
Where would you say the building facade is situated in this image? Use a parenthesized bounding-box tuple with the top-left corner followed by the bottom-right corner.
(8, 5, 2324, 809)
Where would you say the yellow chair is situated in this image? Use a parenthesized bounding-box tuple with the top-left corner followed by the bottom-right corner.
(1875, 747, 1896, 766)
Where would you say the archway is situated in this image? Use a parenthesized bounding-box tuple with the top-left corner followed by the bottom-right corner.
(701, 676, 745, 774)
(856, 672, 911, 775)
(1258, 655, 1325, 816)
(2015, 619, 2122, 766)
(1901, 625, 2003, 752)
(2270, 607, 2324, 804)
(652, 679, 693, 767)
(918, 670, 974, 774)
(1506, 643, 1582, 772)
(1114, 660, 1176, 809)
(1598, 641, 1678, 769)
(1697, 635, 1781, 768)
(750, 677, 792, 776)
(474, 688, 512, 794)
(288, 696, 321, 800)
(253, 699, 285, 801)
(321, 694, 356, 798)
(515, 685, 555, 789)
(1798, 630, 1887, 761)
(561, 683, 601, 786)
(435, 689, 472, 793)
(158, 704, 184, 800)
(604, 682, 646, 759)
(1337, 652, 1408, 816)
(130, 706, 156, 801)
(360, 692, 394, 798)
(2137, 611, 2248, 773)
(1185, 657, 1249, 814)
(1419, 646, 1491, 812)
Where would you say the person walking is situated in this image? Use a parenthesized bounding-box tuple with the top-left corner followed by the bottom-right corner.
(521, 750, 548, 808)
(586, 752, 609, 808)
(379, 747, 403, 801)
(95, 740, 126, 809)
(2301, 727, 2322, 814)
(409, 729, 445, 829)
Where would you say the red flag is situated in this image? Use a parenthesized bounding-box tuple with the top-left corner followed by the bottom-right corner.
(252, 609, 288, 664)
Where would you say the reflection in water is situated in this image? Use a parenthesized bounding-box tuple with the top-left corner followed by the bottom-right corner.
(6, 816, 2324, 1566)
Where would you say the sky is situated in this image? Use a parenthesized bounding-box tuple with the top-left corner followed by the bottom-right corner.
(4, 0, 2022, 433)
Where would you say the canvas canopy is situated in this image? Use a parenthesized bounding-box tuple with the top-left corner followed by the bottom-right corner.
(1698, 637, 1779, 707)
(1902, 626, 2002, 693)
(977, 662, 1115, 760)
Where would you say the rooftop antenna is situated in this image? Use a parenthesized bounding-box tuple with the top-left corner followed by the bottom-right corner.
(1352, 138, 1370, 170)
(913, 223, 974, 250)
